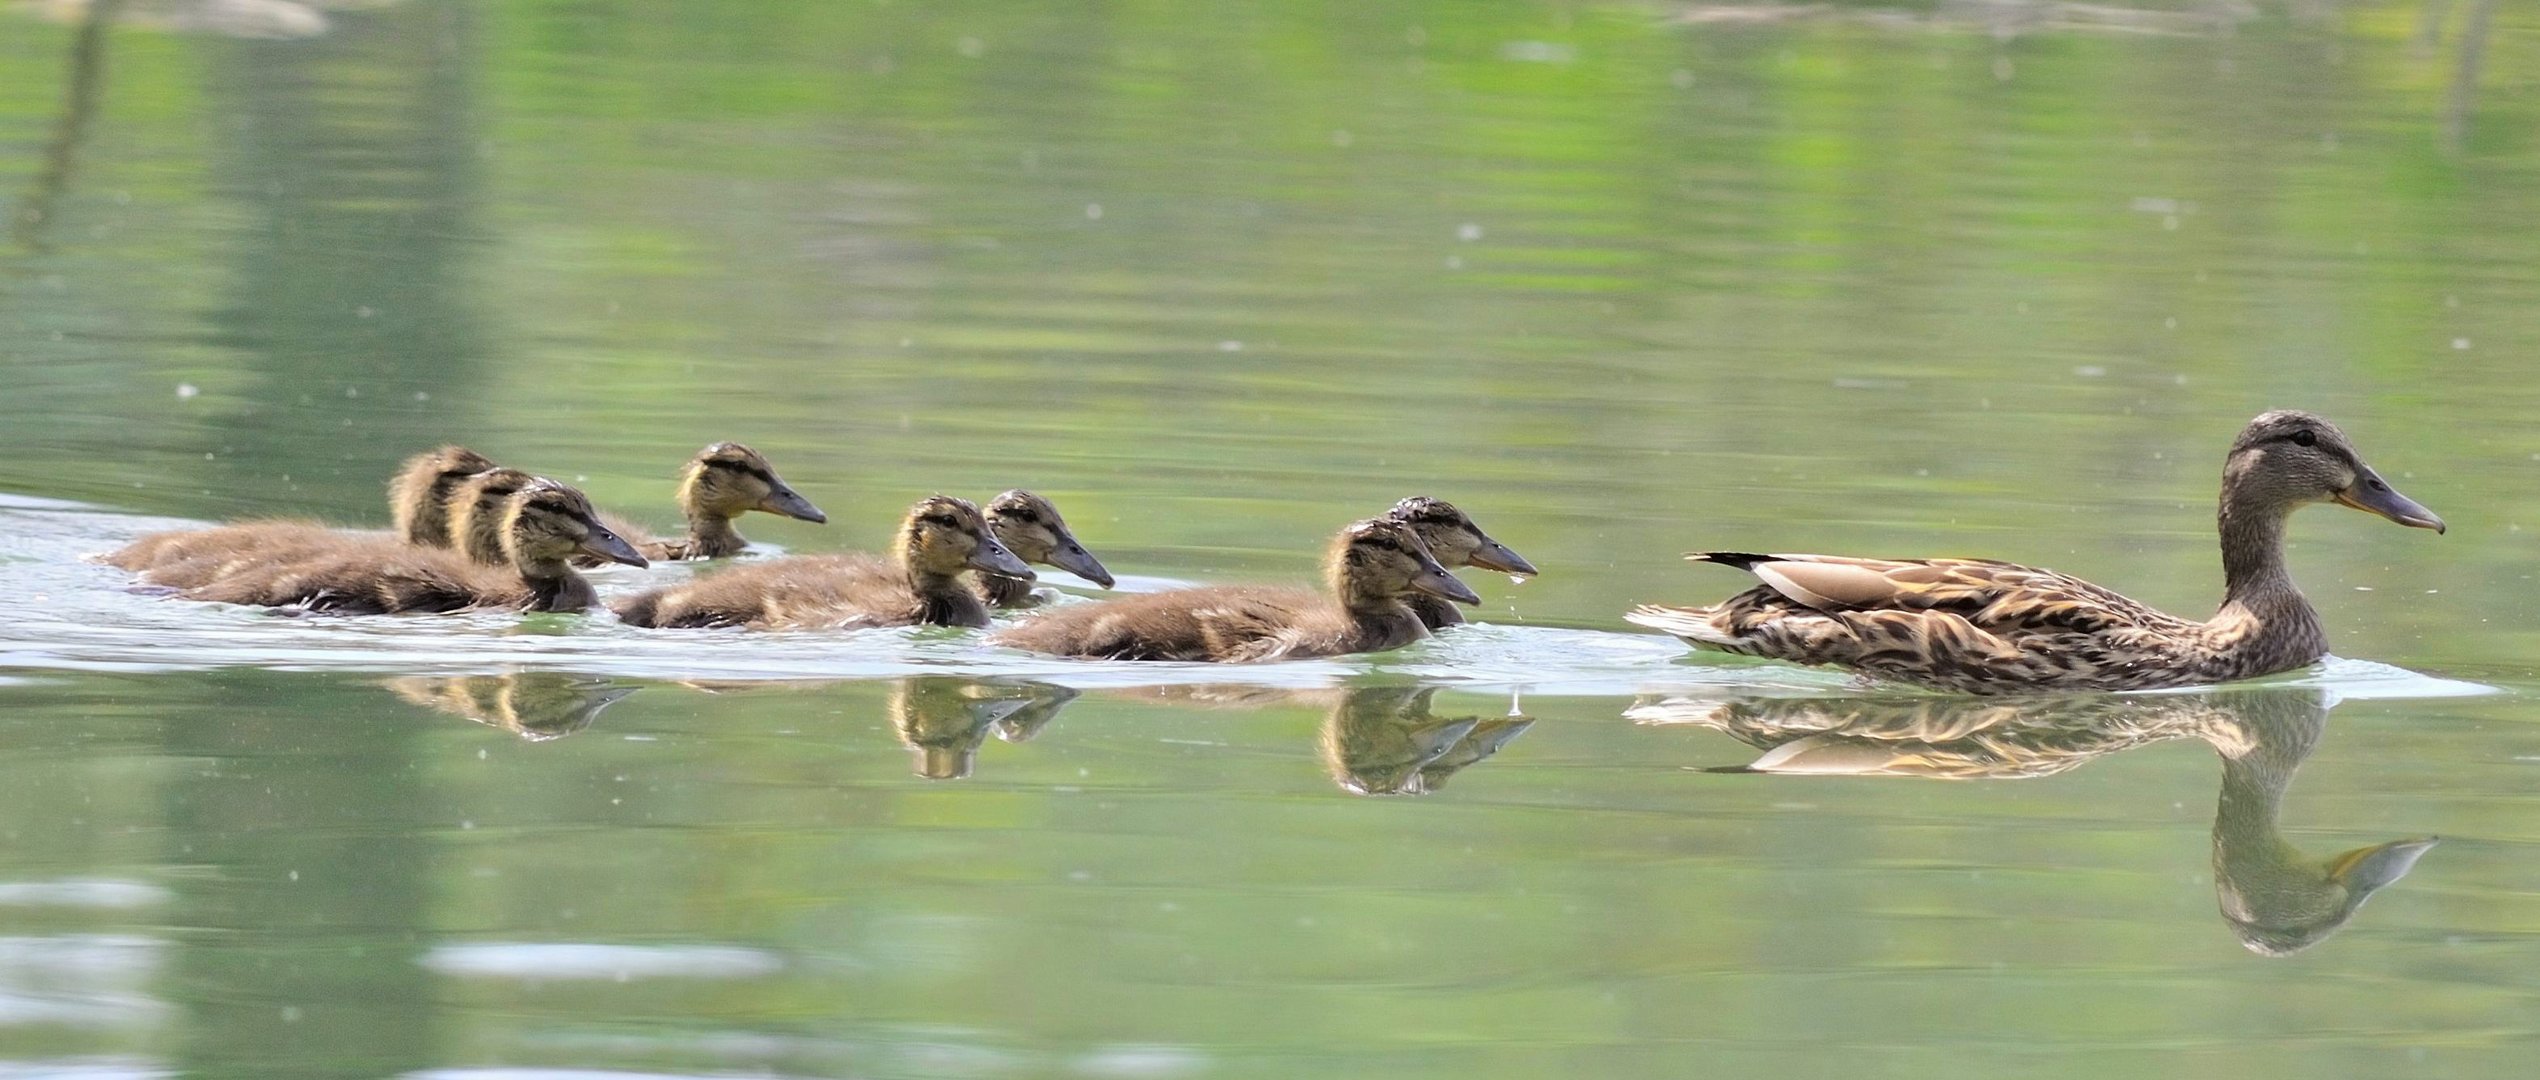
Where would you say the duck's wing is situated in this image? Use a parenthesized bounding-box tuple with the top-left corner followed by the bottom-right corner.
(1631, 552, 2175, 636)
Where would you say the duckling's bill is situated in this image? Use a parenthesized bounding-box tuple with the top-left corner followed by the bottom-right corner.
(580, 528, 650, 568)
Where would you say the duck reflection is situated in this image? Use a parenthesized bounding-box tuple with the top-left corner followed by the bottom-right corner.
(1321, 686, 1532, 797)
(386, 673, 636, 741)
(890, 678, 1079, 780)
(1630, 688, 2434, 955)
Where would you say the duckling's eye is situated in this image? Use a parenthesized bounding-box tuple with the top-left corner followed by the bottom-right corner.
(921, 513, 960, 529)
(2291, 429, 2316, 447)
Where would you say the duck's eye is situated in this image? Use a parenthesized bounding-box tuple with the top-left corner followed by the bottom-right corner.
(921, 513, 960, 529)
(2291, 429, 2316, 447)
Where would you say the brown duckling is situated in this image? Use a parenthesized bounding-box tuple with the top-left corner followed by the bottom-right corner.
(593, 442, 827, 564)
(388, 445, 498, 546)
(978, 489, 1114, 607)
(612, 495, 1031, 630)
(1385, 497, 1536, 630)
(176, 479, 646, 614)
(103, 520, 350, 590)
(994, 518, 1480, 662)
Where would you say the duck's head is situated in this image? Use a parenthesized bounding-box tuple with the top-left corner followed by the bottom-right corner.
(985, 490, 1113, 587)
(1327, 517, 1480, 609)
(1387, 496, 1536, 576)
(679, 442, 826, 525)
(2226, 411, 2443, 533)
(500, 479, 648, 570)
(420, 445, 498, 484)
(451, 467, 540, 563)
(896, 495, 1031, 579)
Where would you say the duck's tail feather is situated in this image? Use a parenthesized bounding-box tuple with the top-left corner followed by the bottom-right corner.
(1624, 603, 1740, 646)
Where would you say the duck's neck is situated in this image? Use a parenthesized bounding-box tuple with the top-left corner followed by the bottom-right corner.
(906, 555, 991, 628)
(684, 513, 745, 559)
(1332, 571, 1427, 651)
(515, 555, 595, 612)
(2207, 694, 2333, 947)
(2213, 497, 2324, 664)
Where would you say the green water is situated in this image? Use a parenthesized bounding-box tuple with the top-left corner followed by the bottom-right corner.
(4, 0, 2539, 1076)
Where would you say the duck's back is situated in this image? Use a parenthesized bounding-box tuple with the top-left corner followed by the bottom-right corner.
(995, 585, 1360, 661)
(613, 554, 920, 630)
(105, 521, 359, 590)
(180, 535, 525, 614)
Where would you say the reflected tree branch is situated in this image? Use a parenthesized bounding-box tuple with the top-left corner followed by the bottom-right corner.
(11, 0, 126, 254)
(2443, 0, 2497, 154)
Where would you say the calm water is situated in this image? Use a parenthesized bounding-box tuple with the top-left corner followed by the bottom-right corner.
(4, 0, 2540, 1076)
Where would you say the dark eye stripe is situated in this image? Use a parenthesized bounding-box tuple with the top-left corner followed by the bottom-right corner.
(705, 460, 780, 485)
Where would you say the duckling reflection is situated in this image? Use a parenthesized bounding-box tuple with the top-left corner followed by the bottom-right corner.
(1322, 686, 1533, 797)
(890, 678, 1080, 780)
(1629, 687, 2434, 955)
(387, 673, 636, 742)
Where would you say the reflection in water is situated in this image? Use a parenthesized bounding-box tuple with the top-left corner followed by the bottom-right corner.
(890, 678, 1079, 780)
(1631, 688, 2436, 955)
(9, 0, 123, 253)
(385, 673, 636, 741)
(1320, 686, 1533, 797)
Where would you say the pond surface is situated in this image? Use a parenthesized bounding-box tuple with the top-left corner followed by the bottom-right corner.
(3, 1, 2539, 1077)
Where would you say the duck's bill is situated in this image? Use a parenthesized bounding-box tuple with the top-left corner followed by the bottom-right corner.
(968, 540, 1034, 578)
(1466, 539, 1538, 577)
(2334, 468, 2445, 533)
(2329, 836, 2439, 891)
(1413, 568, 1483, 606)
(1047, 541, 1115, 588)
(579, 529, 650, 568)
(758, 486, 828, 524)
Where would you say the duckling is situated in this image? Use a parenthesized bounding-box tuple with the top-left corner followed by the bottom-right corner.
(388, 445, 498, 546)
(994, 518, 1480, 662)
(978, 489, 1114, 607)
(1625, 411, 2445, 692)
(592, 442, 827, 564)
(176, 479, 646, 613)
(1385, 497, 1537, 629)
(102, 520, 351, 590)
(612, 495, 1030, 630)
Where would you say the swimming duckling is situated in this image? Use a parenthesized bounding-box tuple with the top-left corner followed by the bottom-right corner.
(1385, 497, 1536, 629)
(978, 489, 1114, 607)
(388, 445, 497, 546)
(1626, 411, 2445, 692)
(994, 518, 1479, 662)
(594, 442, 827, 563)
(612, 495, 1031, 630)
(102, 520, 351, 590)
(176, 479, 646, 614)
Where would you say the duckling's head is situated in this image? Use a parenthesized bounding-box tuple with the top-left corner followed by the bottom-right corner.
(1387, 496, 1537, 576)
(896, 495, 1031, 580)
(451, 467, 540, 562)
(1327, 518, 1480, 610)
(501, 480, 648, 570)
(985, 490, 1113, 587)
(679, 442, 827, 524)
(2226, 411, 2443, 533)
(421, 445, 498, 483)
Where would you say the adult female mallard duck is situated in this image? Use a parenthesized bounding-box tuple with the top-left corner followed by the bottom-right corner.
(148, 478, 645, 613)
(1624, 411, 2444, 693)
(387, 445, 498, 545)
(993, 517, 1479, 662)
(977, 489, 1114, 607)
(611, 495, 1030, 630)
(1385, 497, 1536, 629)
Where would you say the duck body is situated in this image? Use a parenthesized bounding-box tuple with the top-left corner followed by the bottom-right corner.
(123, 479, 644, 614)
(613, 495, 1028, 630)
(103, 520, 356, 590)
(388, 445, 497, 546)
(995, 518, 1480, 662)
(1626, 411, 2444, 694)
